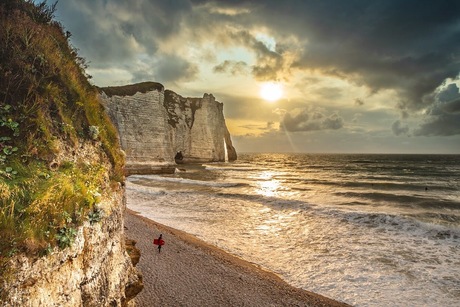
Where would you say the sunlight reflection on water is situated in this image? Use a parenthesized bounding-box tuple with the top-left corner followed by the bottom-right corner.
(254, 171, 283, 197)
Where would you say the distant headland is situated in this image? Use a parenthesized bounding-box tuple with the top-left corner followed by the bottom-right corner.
(99, 82, 237, 175)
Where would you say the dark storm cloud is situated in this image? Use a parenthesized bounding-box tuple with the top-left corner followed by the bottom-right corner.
(55, 1, 143, 66)
(53, 0, 193, 77)
(414, 83, 460, 136)
(264, 0, 460, 109)
(155, 54, 199, 83)
(281, 108, 344, 132)
(442, 98, 460, 113)
(53, 0, 460, 136)
(414, 113, 460, 136)
(435, 84, 460, 113)
(226, 29, 286, 81)
(193, 0, 460, 133)
(60, 0, 192, 41)
(129, 54, 198, 84)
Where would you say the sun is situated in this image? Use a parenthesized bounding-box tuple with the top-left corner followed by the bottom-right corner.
(260, 82, 283, 102)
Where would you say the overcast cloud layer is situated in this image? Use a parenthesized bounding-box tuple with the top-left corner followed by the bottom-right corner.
(51, 0, 460, 153)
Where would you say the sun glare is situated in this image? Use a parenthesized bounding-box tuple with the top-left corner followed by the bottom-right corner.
(260, 82, 283, 102)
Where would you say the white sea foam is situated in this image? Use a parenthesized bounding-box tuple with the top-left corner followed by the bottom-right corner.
(126, 181, 166, 196)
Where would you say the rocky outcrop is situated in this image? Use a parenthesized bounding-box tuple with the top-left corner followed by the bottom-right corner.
(124, 239, 143, 302)
(1, 186, 142, 307)
(100, 82, 237, 174)
(164, 90, 237, 163)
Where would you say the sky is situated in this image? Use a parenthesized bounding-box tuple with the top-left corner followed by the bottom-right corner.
(49, 0, 460, 154)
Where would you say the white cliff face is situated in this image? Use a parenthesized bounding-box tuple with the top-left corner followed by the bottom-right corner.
(101, 83, 237, 173)
(164, 91, 230, 162)
(102, 90, 174, 170)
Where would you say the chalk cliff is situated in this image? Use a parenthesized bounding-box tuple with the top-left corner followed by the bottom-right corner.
(100, 82, 237, 174)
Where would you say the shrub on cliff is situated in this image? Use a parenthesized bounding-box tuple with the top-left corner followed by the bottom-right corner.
(0, 0, 124, 271)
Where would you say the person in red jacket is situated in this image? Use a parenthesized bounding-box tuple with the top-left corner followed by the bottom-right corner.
(154, 234, 164, 253)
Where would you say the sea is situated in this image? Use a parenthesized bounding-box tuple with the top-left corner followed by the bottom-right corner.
(127, 153, 460, 307)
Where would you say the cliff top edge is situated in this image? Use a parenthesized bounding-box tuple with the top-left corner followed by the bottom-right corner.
(99, 82, 164, 97)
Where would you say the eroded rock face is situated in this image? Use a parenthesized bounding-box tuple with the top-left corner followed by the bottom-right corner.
(164, 91, 237, 163)
(101, 83, 237, 174)
(1, 189, 142, 307)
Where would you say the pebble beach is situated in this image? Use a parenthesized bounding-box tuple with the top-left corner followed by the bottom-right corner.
(125, 191, 349, 307)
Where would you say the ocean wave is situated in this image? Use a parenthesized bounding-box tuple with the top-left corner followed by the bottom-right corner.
(334, 191, 460, 210)
(407, 212, 460, 228)
(128, 174, 244, 188)
(350, 159, 380, 164)
(203, 165, 264, 172)
(335, 191, 422, 203)
(341, 210, 460, 239)
(125, 181, 166, 196)
(212, 189, 460, 236)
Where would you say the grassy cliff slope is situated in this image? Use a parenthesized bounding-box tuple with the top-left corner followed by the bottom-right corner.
(0, 0, 124, 274)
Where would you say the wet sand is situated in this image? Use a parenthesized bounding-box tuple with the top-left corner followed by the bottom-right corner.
(124, 207, 350, 307)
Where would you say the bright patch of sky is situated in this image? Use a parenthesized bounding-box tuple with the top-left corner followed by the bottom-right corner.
(255, 32, 277, 52)
(216, 46, 255, 65)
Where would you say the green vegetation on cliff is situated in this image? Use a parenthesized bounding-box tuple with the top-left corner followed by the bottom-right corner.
(100, 81, 164, 97)
(0, 0, 124, 270)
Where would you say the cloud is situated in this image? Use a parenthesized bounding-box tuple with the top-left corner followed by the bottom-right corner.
(414, 113, 460, 136)
(238, 121, 279, 134)
(272, 108, 287, 116)
(58, 1, 460, 85)
(54, 0, 193, 83)
(194, 1, 460, 135)
(213, 60, 249, 75)
(442, 98, 460, 113)
(266, 121, 276, 130)
(313, 87, 343, 101)
(355, 98, 364, 106)
(435, 83, 460, 113)
(54, 0, 460, 137)
(207, 1, 460, 112)
(392, 120, 410, 136)
(255, 0, 460, 109)
(281, 107, 344, 132)
(129, 54, 198, 84)
(414, 82, 460, 136)
(226, 29, 291, 81)
(155, 54, 199, 83)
